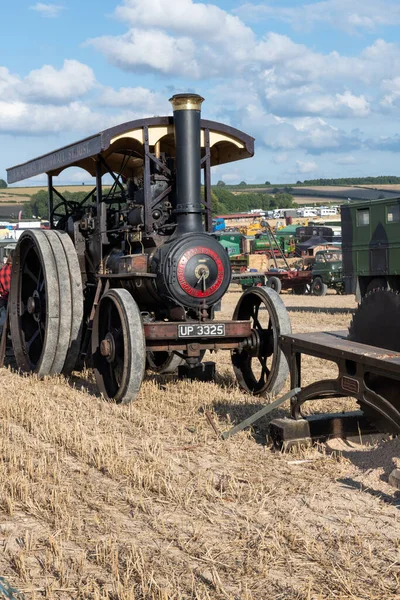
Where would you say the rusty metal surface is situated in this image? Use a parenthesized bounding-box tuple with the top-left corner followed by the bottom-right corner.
(281, 329, 400, 433)
(145, 341, 242, 352)
(281, 330, 400, 374)
(269, 411, 378, 450)
(99, 272, 157, 279)
(144, 320, 251, 340)
(118, 254, 149, 274)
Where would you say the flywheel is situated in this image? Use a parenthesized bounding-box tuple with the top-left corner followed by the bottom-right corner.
(348, 289, 400, 433)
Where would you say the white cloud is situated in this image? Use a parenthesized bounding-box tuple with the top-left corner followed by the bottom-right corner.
(88, 0, 256, 78)
(273, 153, 289, 165)
(18, 60, 96, 103)
(0, 67, 19, 96)
(30, 3, 64, 18)
(295, 160, 318, 174)
(263, 83, 370, 118)
(89, 29, 201, 78)
(0, 61, 96, 105)
(335, 155, 366, 165)
(236, 0, 400, 33)
(115, 0, 254, 45)
(236, 101, 361, 154)
(98, 86, 168, 113)
(0, 101, 101, 135)
(380, 77, 400, 109)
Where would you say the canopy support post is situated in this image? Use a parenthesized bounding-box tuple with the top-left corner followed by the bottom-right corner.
(48, 174, 54, 227)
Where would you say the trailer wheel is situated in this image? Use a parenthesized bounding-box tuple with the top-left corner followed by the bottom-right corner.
(231, 287, 291, 396)
(92, 289, 145, 404)
(266, 276, 282, 294)
(9, 229, 83, 376)
(311, 277, 328, 296)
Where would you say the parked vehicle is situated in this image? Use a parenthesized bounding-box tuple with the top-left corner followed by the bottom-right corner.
(252, 235, 295, 257)
(311, 250, 344, 295)
(342, 197, 400, 298)
(265, 266, 312, 295)
(212, 217, 226, 232)
(298, 209, 318, 218)
(318, 207, 337, 217)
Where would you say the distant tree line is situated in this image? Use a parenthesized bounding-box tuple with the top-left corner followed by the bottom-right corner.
(211, 187, 294, 214)
(0, 179, 7, 189)
(299, 176, 400, 186)
(23, 186, 295, 220)
(23, 190, 88, 218)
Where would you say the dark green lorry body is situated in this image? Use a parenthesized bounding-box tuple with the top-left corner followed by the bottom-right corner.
(342, 197, 400, 297)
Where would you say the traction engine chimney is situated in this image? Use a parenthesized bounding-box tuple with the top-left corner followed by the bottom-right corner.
(169, 93, 205, 235)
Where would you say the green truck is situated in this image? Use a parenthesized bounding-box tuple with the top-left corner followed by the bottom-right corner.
(311, 249, 344, 295)
(342, 198, 400, 298)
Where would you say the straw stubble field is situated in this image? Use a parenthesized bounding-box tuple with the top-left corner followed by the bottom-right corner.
(0, 289, 399, 600)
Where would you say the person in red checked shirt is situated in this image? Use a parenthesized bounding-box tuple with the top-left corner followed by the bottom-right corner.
(0, 254, 12, 309)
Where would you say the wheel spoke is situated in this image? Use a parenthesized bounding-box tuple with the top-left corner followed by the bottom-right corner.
(36, 264, 42, 289)
(26, 328, 40, 351)
(23, 265, 39, 286)
(258, 354, 270, 382)
(252, 305, 262, 330)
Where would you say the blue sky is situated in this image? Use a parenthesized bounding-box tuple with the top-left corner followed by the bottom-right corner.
(2, 0, 400, 185)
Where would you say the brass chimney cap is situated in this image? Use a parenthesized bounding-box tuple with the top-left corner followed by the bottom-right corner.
(169, 93, 204, 111)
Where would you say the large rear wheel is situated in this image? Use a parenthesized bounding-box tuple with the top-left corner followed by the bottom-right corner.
(231, 287, 291, 396)
(92, 289, 145, 403)
(9, 229, 83, 376)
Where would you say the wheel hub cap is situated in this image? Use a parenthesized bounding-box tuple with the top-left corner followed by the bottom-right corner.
(100, 333, 116, 362)
(27, 290, 41, 321)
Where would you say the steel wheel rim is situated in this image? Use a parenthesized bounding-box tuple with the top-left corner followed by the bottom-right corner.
(232, 290, 279, 394)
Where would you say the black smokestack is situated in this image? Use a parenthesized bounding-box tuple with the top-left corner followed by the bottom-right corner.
(169, 93, 204, 235)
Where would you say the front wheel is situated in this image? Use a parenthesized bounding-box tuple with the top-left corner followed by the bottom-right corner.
(92, 289, 145, 404)
(231, 287, 291, 396)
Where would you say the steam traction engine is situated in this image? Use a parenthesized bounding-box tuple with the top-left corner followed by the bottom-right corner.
(6, 94, 290, 403)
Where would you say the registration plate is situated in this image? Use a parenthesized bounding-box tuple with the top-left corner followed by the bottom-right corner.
(178, 324, 226, 337)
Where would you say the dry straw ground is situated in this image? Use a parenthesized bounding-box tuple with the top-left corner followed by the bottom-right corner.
(0, 290, 399, 600)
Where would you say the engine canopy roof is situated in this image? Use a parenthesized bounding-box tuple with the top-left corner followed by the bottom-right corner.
(7, 117, 254, 184)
